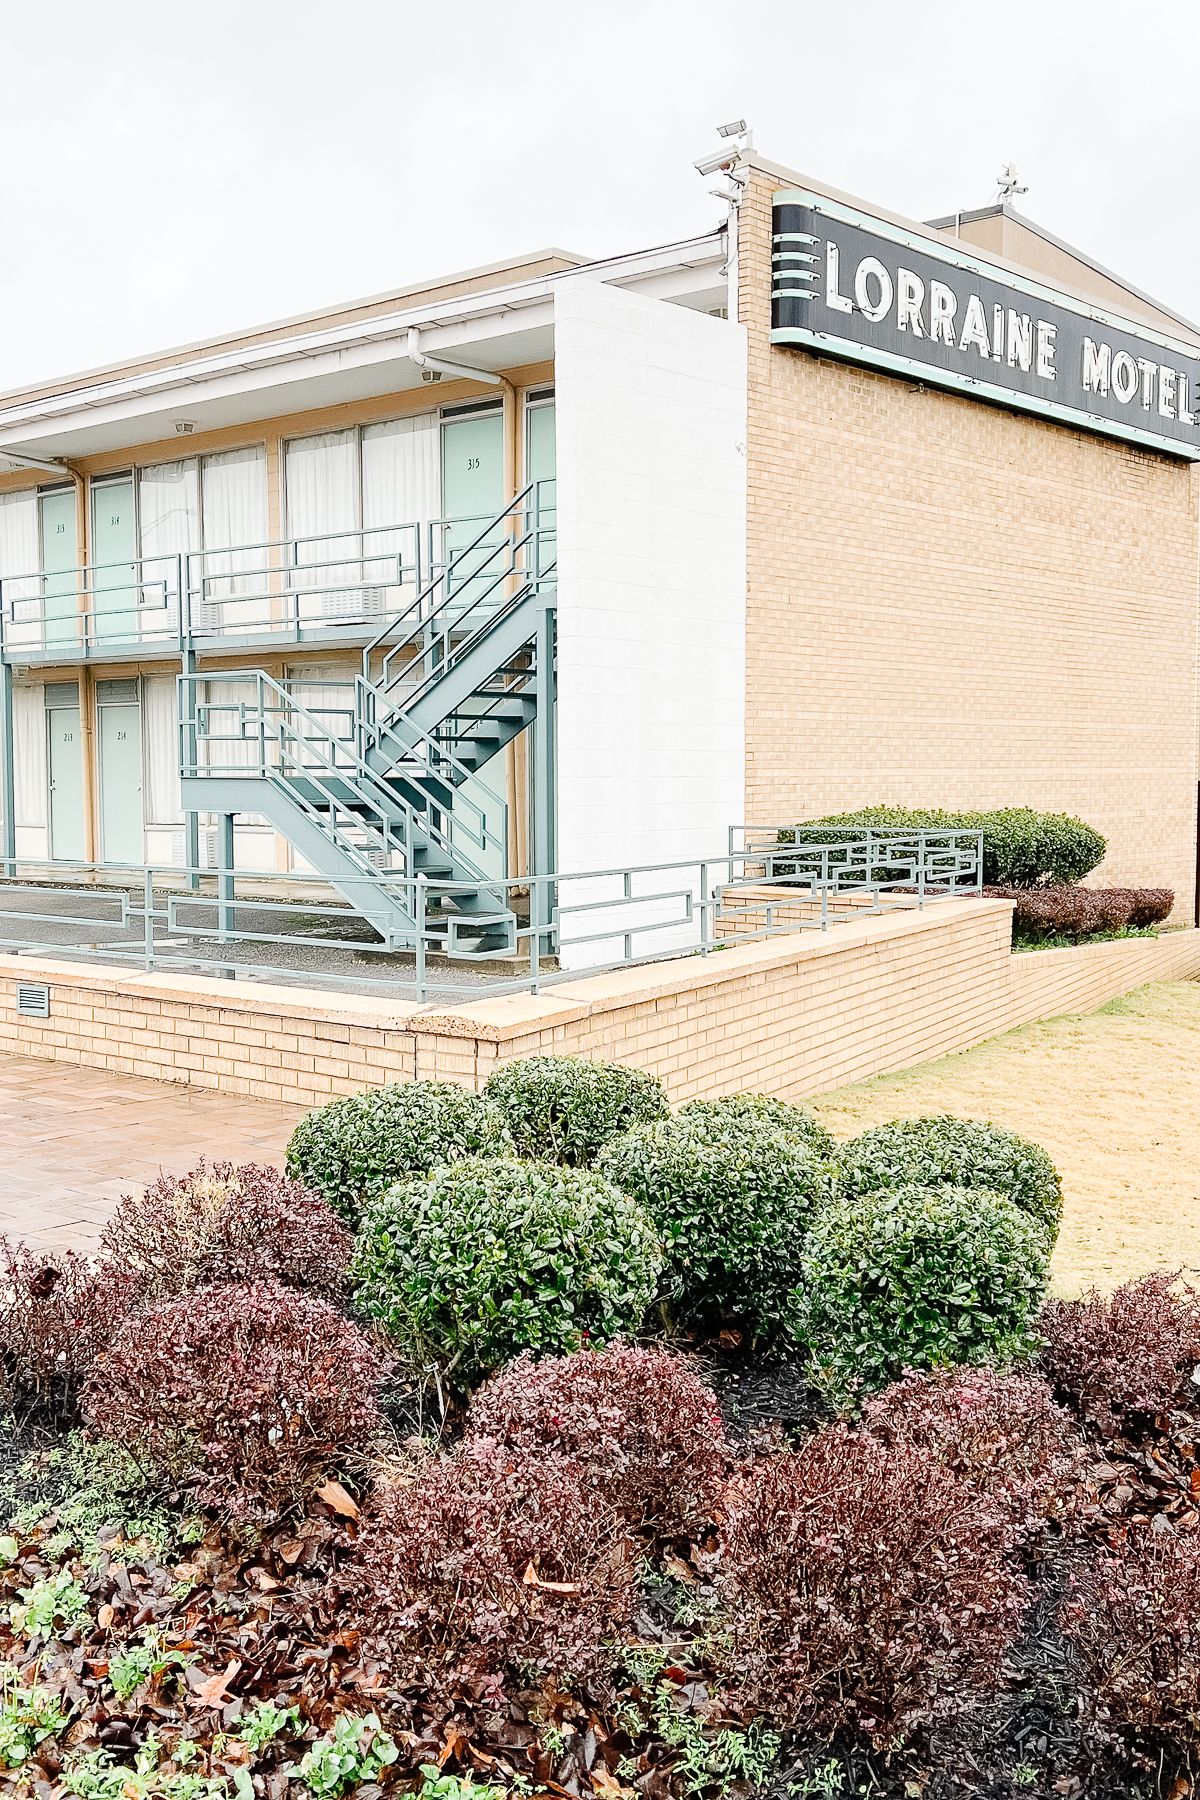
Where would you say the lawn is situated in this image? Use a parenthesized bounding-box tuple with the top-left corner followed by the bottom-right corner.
(810, 978, 1200, 1294)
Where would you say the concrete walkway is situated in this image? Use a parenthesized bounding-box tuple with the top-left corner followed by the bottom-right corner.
(0, 1054, 307, 1251)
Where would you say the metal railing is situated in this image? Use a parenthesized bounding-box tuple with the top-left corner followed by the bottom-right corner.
(0, 493, 555, 662)
(363, 478, 556, 697)
(181, 667, 508, 881)
(0, 829, 984, 1003)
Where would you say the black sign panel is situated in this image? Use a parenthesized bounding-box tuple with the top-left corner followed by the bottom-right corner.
(771, 191, 1200, 459)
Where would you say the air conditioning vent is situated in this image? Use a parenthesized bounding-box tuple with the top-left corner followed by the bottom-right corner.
(97, 678, 139, 705)
(44, 681, 80, 709)
(15, 982, 50, 1018)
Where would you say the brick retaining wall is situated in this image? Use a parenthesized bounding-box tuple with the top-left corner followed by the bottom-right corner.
(1, 899, 1198, 1110)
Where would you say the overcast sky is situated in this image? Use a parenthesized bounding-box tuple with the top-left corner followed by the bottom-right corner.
(2, 0, 1198, 390)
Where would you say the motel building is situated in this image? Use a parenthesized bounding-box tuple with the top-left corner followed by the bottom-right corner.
(0, 133, 1197, 983)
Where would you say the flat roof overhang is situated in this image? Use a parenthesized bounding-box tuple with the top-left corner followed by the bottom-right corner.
(0, 236, 726, 464)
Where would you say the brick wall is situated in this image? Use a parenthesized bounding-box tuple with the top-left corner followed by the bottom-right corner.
(3, 904, 1198, 1111)
(737, 166, 1200, 914)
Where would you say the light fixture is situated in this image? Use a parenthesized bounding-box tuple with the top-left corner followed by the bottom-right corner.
(174, 420, 196, 435)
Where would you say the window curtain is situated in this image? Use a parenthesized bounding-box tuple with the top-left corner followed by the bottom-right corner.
(199, 678, 262, 775)
(138, 459, 200, 640)
(197, 447, 268, 630)
(362, 414, 440, 614)
(0, 491, 41, 653)
(13, 684, 46, 829)
(284, 661, 356, 772)
(143, 675, 183, 825)
(285, 431, 360, 622)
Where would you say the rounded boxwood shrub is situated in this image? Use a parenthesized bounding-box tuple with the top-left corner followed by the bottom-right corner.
(792, 1183, 1051, 1399)
(597, 1117, 834, 1341)
(483, 1055, 669, 1165)
(351, 1156, 663, 1384)
(677, 1092, 837, 1161)
(837, 1115, 1062, 1237)
(285, 1080, 508, 1224)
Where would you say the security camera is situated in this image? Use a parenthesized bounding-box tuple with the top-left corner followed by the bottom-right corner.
(694, 149, 738, 177)
(717, 118, 747, 138)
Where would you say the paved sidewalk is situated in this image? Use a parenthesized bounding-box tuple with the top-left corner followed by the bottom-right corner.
(0, 1054, 308, 1251)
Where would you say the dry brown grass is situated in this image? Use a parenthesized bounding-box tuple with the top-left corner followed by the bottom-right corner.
(809, 980, 1200, 1295)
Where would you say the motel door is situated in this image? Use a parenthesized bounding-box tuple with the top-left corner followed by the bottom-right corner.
(46, 688, 85, 861)
(97, 681, 144, 866)
(91, 476, 138, 644)
(39, 488, 78, 650)
(440, 407, 505, 616)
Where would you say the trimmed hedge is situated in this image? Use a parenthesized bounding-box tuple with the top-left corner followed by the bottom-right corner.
(597, 1116, 834, 1341)
(285, 1082, 508, 1224)
(351, 1156, 663, 1383)
(783, 805, 1106, 888)
(84, 1280, 388, 1523)
(792, 1183, 1052, 1398)
(466, 1344, 729, 1538)
(483, 1055, 669, 1166)
(836, 1115, 1063, 1238)
(987, 883, 1174, 944)
(677, 1093, 837, 1161)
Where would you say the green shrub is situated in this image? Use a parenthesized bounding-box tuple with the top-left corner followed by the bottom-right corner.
(351, 1156, 663, 1383)
(597, 1117, 834, 1341)
(783, 805, 1105, 888)
(285, 1081, 508, 1224)
(484, 1055, 669, 1165)
(836, 1115, 1062, 1237)
(792, 1183, 1051, 1399)
(677, 1092, 837, 1161)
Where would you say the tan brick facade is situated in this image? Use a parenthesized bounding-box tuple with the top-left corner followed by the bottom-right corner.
(4, 905, 1200, 1111)
(738, 165, 1200, 915)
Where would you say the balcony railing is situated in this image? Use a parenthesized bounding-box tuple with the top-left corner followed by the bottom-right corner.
(0, 494, 554, 662)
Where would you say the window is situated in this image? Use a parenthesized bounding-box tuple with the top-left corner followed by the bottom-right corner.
(284, 415, 440, 620)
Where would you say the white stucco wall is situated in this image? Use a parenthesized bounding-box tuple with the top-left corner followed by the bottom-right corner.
(553, 278, 747, 969)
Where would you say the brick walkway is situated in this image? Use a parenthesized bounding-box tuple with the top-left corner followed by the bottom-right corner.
(0, 1054, 307, 1251)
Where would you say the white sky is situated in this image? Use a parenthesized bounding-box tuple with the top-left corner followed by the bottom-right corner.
(2, 0, 1198, 390)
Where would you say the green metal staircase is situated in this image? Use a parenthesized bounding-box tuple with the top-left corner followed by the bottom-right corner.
(178, 481, 556, 953)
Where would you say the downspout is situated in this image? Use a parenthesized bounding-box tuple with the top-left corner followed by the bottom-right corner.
(406, 328, 518, 494)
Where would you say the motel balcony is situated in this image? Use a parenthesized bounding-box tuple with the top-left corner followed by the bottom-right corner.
(0, 501, 557, 668)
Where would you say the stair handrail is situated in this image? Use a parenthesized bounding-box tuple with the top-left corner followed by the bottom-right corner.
(389, 553, 557, 724)
(351, 671, 508, 868)
(187, 669, 411, 880)
(360, 479, 555, 695)
(387, 486, 555, 701)
(183, 667, 503, 887)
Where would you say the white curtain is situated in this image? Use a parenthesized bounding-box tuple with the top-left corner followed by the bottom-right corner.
(0, 492, 41, 653)
(138, 459, 200, 641)
(285, 431, 360, 622)
(362, 414, 440, 614)
(197, 447, 268, 630)
(144, 675, 183, 825)
(13, 683, 46, 827)
(200, 677, 262, 775)
(284, 661, 356, 772)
